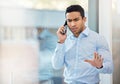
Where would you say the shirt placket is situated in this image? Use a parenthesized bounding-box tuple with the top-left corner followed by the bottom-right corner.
(75, 38, 79, 70)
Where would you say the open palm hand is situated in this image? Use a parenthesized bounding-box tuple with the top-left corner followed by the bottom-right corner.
(84, 52, 103, 69)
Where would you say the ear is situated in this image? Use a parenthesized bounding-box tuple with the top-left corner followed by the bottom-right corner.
(83, 17, 87, 22)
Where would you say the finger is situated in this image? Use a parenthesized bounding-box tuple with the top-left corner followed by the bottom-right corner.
(96, 53, 101, 60)
(96, 52, 99, 59)
(94, 52, 97, 59)
(97, 56, 102, 63)
(85, 60, 96, 67)
(84, 59, 92, 63)
(96, 53, 100, 59)
(60, 27, 66, 34)
(98, 55, 101, 60)
(57, 26, 64, 32)
(94, 52, 96, 59)
(98, 55, 103, 61)
(57, 28, 65, 36)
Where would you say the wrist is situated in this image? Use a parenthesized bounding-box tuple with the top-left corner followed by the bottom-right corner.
(57, 40, 64, 44)
(96, 65, 103, 69)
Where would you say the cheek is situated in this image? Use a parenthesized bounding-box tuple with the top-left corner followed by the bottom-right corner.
(77, 22, 83, 27)
(77, 20, 83, 25)
(79, 21, 84, 27)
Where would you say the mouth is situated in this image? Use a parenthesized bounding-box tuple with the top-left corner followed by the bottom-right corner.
(71, 28, 77, 32)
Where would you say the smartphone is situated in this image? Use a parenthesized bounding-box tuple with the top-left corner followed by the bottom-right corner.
(61, 21, 67, 35)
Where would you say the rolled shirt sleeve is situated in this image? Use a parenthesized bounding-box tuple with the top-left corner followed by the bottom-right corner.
(96, 36, 113, 73)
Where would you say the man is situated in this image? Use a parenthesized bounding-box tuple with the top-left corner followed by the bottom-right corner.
(52, 5, 113, 84)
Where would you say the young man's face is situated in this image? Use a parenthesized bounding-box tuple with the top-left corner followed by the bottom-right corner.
(66, 11, 86, 37)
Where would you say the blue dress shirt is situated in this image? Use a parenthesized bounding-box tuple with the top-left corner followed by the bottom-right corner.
(52, 27, 113, 84)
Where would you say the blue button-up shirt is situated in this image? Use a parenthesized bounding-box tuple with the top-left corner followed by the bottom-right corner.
(52, 27, 113, 84)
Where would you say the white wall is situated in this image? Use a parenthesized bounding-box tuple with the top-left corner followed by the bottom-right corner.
(99, 0, 113, 84)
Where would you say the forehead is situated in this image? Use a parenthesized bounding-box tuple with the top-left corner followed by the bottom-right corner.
(66, 12, 81, 19)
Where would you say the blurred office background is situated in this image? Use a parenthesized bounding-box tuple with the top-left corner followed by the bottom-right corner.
(0, 0, 119, 84)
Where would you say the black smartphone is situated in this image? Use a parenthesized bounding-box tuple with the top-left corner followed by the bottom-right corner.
(61, 21, 67, 35)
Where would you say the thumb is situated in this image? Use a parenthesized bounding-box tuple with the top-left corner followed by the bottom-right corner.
(84, 59, 92, 63)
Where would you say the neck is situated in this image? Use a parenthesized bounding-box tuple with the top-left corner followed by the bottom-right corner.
(74, 26, 86, 37)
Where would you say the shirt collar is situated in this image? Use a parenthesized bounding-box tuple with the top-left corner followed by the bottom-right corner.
(81, 26, 89, 37)
(70, 27, 90, 40)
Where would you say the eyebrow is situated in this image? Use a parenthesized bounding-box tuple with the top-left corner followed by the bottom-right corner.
(67, 17, 80, 21)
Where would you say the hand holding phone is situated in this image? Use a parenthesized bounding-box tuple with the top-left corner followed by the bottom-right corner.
(57, 21, 67, 43)
(61, 21, 67, 35)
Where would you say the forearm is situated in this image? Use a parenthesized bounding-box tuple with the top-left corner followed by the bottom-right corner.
(52, 43, 65, 70)
(97, 36, 113, 74)
(97, 52, 113, 74)
(97, 61, 113, 74)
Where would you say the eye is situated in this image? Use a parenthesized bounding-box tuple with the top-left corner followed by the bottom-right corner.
(67, 19, 72, 22)
(74, 18, 80, 22)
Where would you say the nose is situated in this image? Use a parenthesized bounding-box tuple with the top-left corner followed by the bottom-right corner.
(71, 21, 76, 27)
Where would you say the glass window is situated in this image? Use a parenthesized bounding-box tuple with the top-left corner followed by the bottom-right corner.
(0, 0, 88, 84)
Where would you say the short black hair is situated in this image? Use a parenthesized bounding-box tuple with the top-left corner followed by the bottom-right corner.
(65, 5, 85, 18)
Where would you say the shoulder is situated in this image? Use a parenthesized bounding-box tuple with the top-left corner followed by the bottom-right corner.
(88, 30, 109, 50)
(88, 29, 100, 41)
(88, 29, 108, 45)
(88, 29, 105, 39)
(89, 29, 99, 36)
